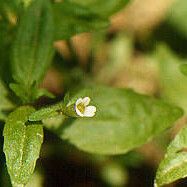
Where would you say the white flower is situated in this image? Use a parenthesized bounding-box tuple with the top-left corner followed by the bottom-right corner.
(75, 97, 96, 117)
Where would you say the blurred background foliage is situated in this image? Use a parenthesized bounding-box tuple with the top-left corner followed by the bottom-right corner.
(1, 0, 187, 186)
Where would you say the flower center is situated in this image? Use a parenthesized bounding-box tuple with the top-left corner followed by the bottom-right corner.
(77, 103, 85, 114)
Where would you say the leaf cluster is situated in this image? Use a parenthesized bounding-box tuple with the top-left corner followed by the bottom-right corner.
(1, 0, 187, 186)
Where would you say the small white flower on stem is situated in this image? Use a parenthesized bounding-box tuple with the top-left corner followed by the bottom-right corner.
(75, 97, 96, 117)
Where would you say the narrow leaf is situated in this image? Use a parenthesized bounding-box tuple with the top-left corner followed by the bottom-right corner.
(0, 7, 15, 84)
(11, 0, 54, 102)
(3, 106, 43, 186)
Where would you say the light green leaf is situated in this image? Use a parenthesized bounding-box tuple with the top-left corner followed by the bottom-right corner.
(58, 86, 183, 155)
(21, 0, 33, 7)
(167, 0, 187, 38)
(101, 162, 128, 186)
(65, 0, 130, 17)
(28, 103, 64, 122)
(0, 80, 14, 120)
(96, 33, 133, 83)
(53, 2, 109, 40)
(3, 106, 43, 186)
(180, 63, 187, 76)
(11, 0, 54, 102)
(155, 44, 187, 113)
(155, 127, 187, 187)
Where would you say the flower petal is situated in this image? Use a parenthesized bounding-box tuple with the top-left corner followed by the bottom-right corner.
(82, 97, 90, 106)
(83, 106, 96, 117)
(75, 105, 84, 117)
(75, 98, 83, 106)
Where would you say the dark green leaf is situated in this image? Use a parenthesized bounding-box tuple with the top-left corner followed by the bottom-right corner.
(155, 127, 187, 187)
(34, 88, 55, 99)
(58, 86, 183, 155)
(3, 106, 43, 186)
(11, 0, 54, 102)
(53, 2, 109, 40)
(0, 80, 14, 120)
(65, 0, 130, 17)
(0, 8, 16, 84)
(10, 83, 54, 103)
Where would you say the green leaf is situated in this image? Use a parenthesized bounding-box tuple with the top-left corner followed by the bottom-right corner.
(101, 162, 128, 186)
(3, 106, 43, 186)
(53, 2, 109, 40)
(0, 0, 22, 17)
(21, 0, 33, 8)
(0, 80, 14, 120)
(34, 88, 55, 99)
(96, 33, 133, 83)
(11, 0, 54, 102)
(28, 103, 64, 122)
(167, 0, 187, 38)
(65, 0, 130, 17)
(10, 83, 54, 103)
(155, 44, 187, 113)
(58, 86, 183, 155)
(0, 6, 16, 84)
(155, 127, 187, 187)
(180, 63, 187, 76)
